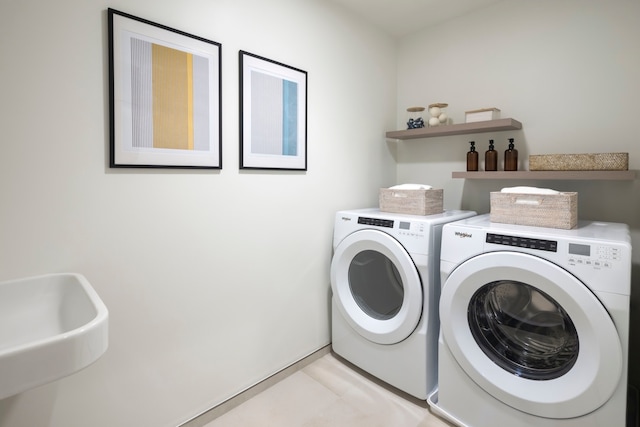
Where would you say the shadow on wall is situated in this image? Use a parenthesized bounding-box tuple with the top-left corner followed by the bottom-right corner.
(0, 383, 57, 426)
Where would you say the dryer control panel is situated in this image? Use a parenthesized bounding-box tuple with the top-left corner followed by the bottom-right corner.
(357, 217, 426, 238)
(358, 217, 394, 228)
(398, 220, 426, 238)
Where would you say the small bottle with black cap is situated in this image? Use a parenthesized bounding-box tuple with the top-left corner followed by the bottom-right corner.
(504, 138, 518, 171)
(485, 139, 497, 171)
(467, 141, 478, 171)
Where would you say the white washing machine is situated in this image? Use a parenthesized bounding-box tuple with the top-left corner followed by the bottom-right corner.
(331, 208, 476, 399)
(429, 214, 631, 427)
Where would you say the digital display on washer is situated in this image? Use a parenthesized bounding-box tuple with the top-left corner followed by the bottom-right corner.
(399, 221, 411, 230)
(358, 217, 394, 228)
(569, 243, 591, 256)
(486, 233, 558, 252)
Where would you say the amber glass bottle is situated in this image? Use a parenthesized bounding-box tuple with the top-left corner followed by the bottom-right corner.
(485, 139, 497, 171)
(504, 138, 518, 171)
(467, 141, 479, 171)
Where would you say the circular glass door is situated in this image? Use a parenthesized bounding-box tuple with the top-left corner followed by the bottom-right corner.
(468, 280, 579, 381)
(349, 249, 404, 320)
(439, 251, 622, 418)
(331, 229, 423, 345)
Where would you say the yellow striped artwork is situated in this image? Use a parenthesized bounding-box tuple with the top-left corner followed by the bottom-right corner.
(131, 38, 209, 151)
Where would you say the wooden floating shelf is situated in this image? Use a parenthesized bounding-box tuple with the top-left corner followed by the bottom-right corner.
(451, 170, 636, 181)
(386, 118, 523, 140)
(386, 117, 636, 182)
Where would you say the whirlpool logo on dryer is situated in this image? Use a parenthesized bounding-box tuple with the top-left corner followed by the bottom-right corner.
(454, 231, 472, 238)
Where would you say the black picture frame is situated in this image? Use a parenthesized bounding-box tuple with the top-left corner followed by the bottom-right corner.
(108, 9, 222, 169)
(239, 51, 307, 170)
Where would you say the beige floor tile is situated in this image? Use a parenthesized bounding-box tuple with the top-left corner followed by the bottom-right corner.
(300, 398, 369, 427)
(417, 415, 458, 427)
(206, 370, 339, 427)
(204, 352, 454, 427)
(338, 380, 427, 427)
(302, 354, 366, 397)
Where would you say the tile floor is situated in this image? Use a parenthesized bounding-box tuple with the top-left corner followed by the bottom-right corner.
(204, 352, 453, 427)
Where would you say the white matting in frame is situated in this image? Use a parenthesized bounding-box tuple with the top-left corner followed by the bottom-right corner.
(109, 9, 221, 168)
(240, 51, 307, 170)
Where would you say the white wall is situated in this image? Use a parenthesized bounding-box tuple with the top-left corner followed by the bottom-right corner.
(0, 0, 397, 425)
(396, 0, 640, 389)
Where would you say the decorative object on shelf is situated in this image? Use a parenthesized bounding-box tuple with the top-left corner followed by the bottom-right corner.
(406, 107, 425, 129)
(239, 51, 307, 170)
(108, 9, 222, 169)
(529, 153, 629, 171)
(504, 138, 518, 171)
(467, 141, 478, 171)
(485, 139, 497, 171)
(379, 185, 444, 216)
(385, 118, 522, 140)
(490, 186, 577, 229)
(465, 107, 501, 123)
(428, 103, 448, 127)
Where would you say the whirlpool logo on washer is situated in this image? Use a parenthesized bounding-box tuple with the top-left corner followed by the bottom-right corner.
(341, 216, 352, 221)
(454, 231, 472, 238)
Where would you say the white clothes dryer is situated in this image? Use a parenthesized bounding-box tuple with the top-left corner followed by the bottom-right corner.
(429, 214, 631, 427)
(331, 208, 476, 399)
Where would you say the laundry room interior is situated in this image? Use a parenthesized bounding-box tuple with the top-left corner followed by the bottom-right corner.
(0, 0, 638, 426)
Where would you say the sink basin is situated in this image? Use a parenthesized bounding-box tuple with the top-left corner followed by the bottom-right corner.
(0, 273, 108, 400)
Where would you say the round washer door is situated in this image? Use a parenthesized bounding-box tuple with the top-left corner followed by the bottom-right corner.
(331, 229, 423, 345)
(440, 251, 622, 419)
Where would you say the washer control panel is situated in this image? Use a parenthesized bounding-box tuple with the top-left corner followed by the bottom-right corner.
(485, 232, 622, 270)
(486, 233, 558, 252)
(567, 243, 621, 269)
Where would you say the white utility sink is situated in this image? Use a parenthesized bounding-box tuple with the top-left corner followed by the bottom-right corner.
(0, 273, 108, 400)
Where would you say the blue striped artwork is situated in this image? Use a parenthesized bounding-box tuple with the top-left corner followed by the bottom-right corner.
(250, 70, 299, 157)
(282, 80, 298, 156)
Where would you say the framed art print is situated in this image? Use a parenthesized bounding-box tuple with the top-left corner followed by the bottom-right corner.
(108, 9, 222, 168)
(239, 51, 307, 170)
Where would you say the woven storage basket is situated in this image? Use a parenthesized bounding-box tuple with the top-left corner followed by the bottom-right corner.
(379, 188, 443, 216)
(529, 153, 628, 171)
(490, 191, 577, 229)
